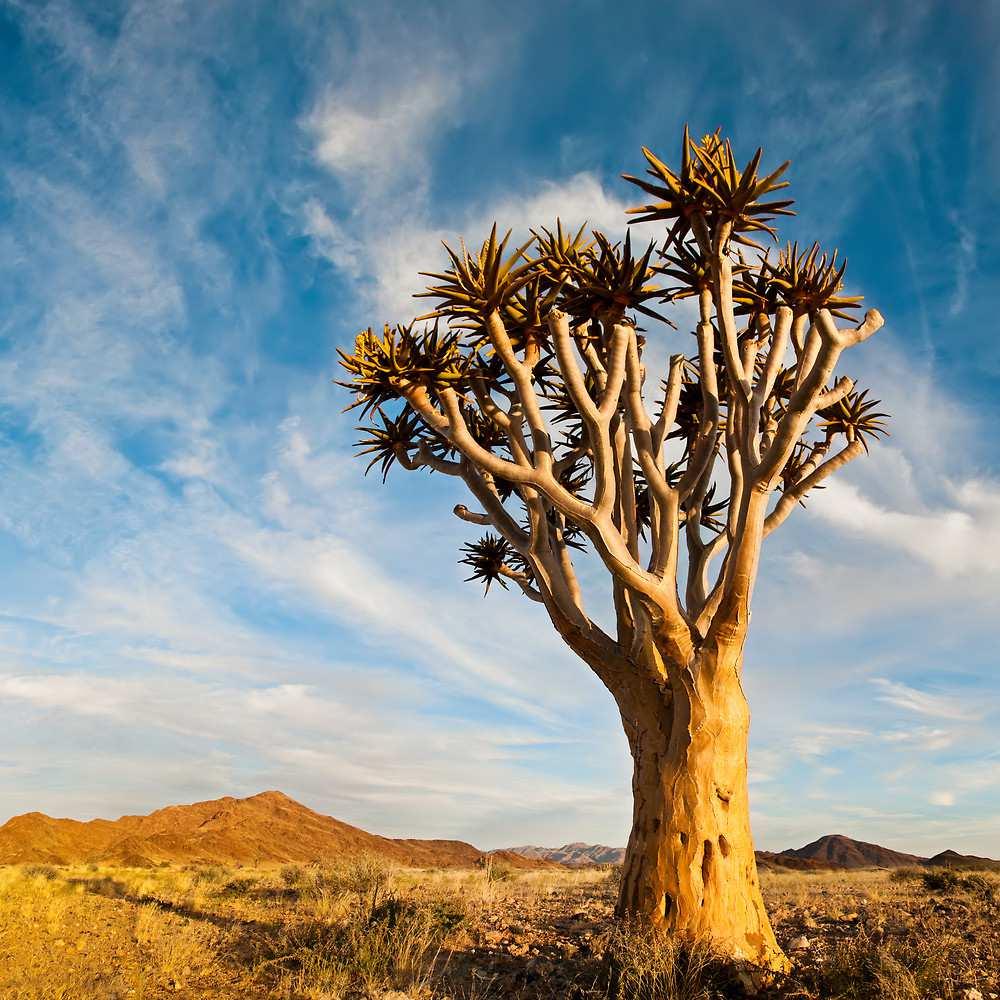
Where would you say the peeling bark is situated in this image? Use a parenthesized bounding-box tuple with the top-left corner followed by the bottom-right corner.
(616, 643, 789, 972)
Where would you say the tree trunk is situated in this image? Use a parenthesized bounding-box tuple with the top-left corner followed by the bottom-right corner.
(616, 645, 789, 973)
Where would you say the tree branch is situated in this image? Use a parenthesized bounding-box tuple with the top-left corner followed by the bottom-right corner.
(764, 438, 865, 536)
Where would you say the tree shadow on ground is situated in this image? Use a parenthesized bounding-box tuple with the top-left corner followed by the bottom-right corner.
(68, 876, 282, 934)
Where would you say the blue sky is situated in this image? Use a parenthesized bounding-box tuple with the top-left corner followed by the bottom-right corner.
(1, 0, 998, 855)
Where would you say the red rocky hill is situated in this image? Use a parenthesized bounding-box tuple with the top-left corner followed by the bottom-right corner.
(0, 791, 552, 869)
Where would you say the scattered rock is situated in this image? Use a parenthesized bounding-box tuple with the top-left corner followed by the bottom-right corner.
(789, 934, 811, 951)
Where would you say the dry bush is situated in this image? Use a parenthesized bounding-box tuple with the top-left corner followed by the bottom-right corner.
(804, 928, 944, 1000)
(280, 863, 303, 887)
(919, 869, 996, 901)
(961, 873, 996, 900)
(334, 854, 392, 922)
(604, 924, 744, 1000)
(921, 869, 964, 893)
(190, 863, 227, 886)
(22, 863, 59, 880)
(251, 893, 450, 998)
(479, 855, 514, 884)
(85, 875, 127, 898)
(888, 866, 924, 883)
(222, 874, 256, 895)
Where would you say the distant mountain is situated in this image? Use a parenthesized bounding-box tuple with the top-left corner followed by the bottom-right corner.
(7, 798, 995, 874)
(926, 849, 1000, 872)
(508, 834, 999, 871)
(511, 843, 832, 870)
(508, 843, 625, 866)
(0, 791, 554, 869)
(780, 834, 924, 869)
(754, 851, 841, 872)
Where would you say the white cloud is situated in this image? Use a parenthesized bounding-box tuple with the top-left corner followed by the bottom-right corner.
(879, 726, 954, 751)
(929, 790, 955, 807)
(300, 198, 363, 279)
(0, 674, 134, 718)
(872, 678, 980, 721)
(809, 478, 1000, 578)
(948, 213, 976, 317)
(319, 171, 635, 321)
(306, 76, 459, 187)
(299, 29, 635, 321)
(788, 724, 870, 759)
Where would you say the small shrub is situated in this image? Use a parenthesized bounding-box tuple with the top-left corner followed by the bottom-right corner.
(888, 866, 924, 883)
(479, 855, 512, 884)
(222, 876, 255, 895)
(86, 876, 127, 898)
(335, 854, 391, 922)
(302, 863, 336, 895)
(23, 864, 59, 881)
(189, 865, 226, 886)
(279, 863, 302, 887)
(604, 924, 735, 1000)
(960, 872, 995, 901)
(806, 927, 950, 1000)
(921, 868, 962, 893)
(426, 897, 466, 933)
(249, 895, 444, 997)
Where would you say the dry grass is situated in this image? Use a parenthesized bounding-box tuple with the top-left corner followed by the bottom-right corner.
(0, 860, 996, 999)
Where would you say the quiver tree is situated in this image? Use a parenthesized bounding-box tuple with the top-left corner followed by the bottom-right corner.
(337, 128, 887, 972)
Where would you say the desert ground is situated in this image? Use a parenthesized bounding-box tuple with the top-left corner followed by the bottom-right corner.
(2, 859, 997, 1000)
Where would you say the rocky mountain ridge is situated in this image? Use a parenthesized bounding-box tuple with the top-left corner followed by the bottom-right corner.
(0, 791, 551, 869)
(4, 794, 996, 873)
(508, 833, 1000, 871)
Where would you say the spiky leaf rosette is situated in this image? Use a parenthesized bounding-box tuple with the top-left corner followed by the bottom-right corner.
(732, 249, 780, 320)
(654, 240, 716, 303)
(623, 126, 794, 247)
(530, 221, 593, 287)
(495, 276, 563, 351)
(687, 483, 729, 532)
(666, 373, 708, 445)
(416, 224, 535, 329)
(817, 389, 889, 451)
(763, 242, 864, 320)
(460, 533, 517, 594)
(337, 323, 470, 416)
(354, 407, 426, 481)
(559, 231, 671, 325)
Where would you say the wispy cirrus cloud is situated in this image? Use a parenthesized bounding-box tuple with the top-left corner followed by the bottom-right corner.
(305, 74, 461, 190)
(872, 679, 980, 721)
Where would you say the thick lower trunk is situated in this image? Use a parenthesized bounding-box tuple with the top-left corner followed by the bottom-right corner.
(616, 656, 788, 972)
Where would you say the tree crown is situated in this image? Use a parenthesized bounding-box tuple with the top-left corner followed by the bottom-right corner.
(337, 128, 886, 665)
